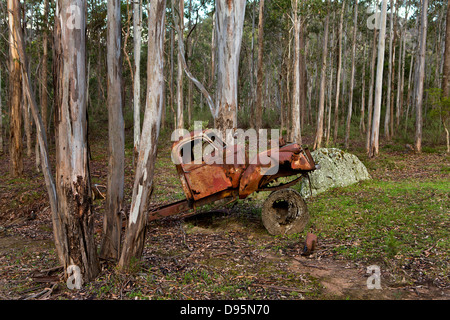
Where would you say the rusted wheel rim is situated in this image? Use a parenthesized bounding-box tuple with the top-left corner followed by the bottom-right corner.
(261, 188, 309, 235)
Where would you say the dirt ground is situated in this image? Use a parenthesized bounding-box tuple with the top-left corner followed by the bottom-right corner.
(0, 141, 449, 300)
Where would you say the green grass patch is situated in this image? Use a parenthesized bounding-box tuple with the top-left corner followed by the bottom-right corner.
(308, 178, 450, 264)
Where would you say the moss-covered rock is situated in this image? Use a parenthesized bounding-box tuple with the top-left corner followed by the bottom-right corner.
(300, 148, 371, 198)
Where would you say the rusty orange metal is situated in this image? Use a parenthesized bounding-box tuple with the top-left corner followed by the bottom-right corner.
(148, 130, 318, 221)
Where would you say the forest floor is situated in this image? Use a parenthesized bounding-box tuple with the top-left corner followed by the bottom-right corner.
(0, 128, 449, 300)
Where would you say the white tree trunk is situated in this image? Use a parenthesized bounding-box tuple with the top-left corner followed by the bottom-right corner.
(54, 0, 100, 281)
(414, 0, 428, 153)
(344, 0, 358, 149)
(119, 0, 166, 268)
(313, 6, 330, 150)
(368, 0, 388, 157)
(291, 0, 302, 144)
(214, 0, 246, 136)
(384, 0, 394, 139)
(176, 0, 184, 129)
(133, 0, 142, 159)
(333, 0, 346, 143)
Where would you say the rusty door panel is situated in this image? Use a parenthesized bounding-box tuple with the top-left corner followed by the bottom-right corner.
(184, 165, 232, 201)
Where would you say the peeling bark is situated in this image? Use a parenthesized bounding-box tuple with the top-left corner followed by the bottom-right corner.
(8, 0, 23, 177)
(53, 0, 99, 281)
(119, 0, 166, 268)
(101, 0, 124, 261)
(214, 0, 246, 136)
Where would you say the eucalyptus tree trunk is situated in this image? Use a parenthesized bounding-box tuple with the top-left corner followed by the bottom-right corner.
(313, 5, 330, 150)
(41, 0, 49, 138)
(368, 0, 388, 158)
(214, 0, 246, 136)
(360, 44, 367, 133)
(210, 12, 216, 89)
(7, 0, 23, 177)
(133, 0, 142, 160)
(326, 18, 335, 146)
(384, 0, 394, 140)
(333, 0, 346, 143)
(255, 0, 265, 132)
(414, 0, 428, 153)
(291, 0, 302, 144)
(390, 1, 398, 136)
(442, 0, 450, 98)
(365, 28, 378, 152)
(100, 0, 124, 261)
(176, 0, 184, 129)
(53, 0, 99, 281)
(119, 0, 166, 268)
(397, 3, 409, 127)
(344, 0, 358, 149)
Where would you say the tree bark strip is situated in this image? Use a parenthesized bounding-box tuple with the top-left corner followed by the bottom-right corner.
(119, 0, 166, 268)
(53, 0, 99, 281)
(369, 0, 388, 157)
(8, 0, 23, 177)
(101, 0, 125, 261)
(414, 0, 428, 153)
(344, 0, 358, 149)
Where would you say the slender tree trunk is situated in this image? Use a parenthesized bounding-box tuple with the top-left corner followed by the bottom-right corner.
(41, 0, 49, 138)
(299, 14, 307, 129)
(119, 0, 166, 268)
(333, 0, 346, 143)
(176, 0, 184, 129)
(8, 0, 23, 177)
(170, 27, 175, 126)
(100, 0, 124, 261)
(53, 0, 99, 281)
(384, 0, 394, 139)
(360, 43, 367, 133)
(366, 28, 378, 152)
(414, 0, 428, 153)
(344, 0, 358, 149)
(442, 0, 450, 98)
(326, 17, 335, 146)
(291, 0, 302, 144)
(133, 0, 142, 160)
(390, 1, 398, 136)
(23, 65, 32, 158)
(368, 0, 388, 157)
(405, 51, 414, 132)
(313, 5, 330, 150)
(255, 0, 265, 131)
(396, 11, 404, 128)
(186, 0, 193, 126)
(210, 12, 216, 90)
(214, 0, 246, 137)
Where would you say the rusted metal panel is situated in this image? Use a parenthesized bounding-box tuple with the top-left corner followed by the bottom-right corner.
(185, 165, 232, 201)
(148, 199, 191, 221)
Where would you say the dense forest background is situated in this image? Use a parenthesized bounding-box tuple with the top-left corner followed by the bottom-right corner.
(1, 0, 449, 159)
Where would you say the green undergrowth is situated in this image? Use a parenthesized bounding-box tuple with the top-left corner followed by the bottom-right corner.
(305, 178, 449, 264)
